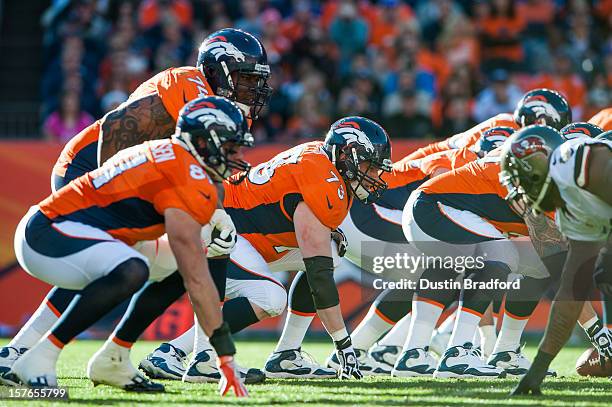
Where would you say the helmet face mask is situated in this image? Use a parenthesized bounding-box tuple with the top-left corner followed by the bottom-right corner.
(175, 96, 253, 183)
(197, 29, 273, 121)
(325, 117, 393, 204)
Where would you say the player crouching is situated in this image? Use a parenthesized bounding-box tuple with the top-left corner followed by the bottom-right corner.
(10, 96, 252, 396)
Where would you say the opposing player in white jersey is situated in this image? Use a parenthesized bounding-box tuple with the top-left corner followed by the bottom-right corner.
(498, 125, 612, 395)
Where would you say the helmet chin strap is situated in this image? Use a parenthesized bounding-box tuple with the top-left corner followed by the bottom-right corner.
(352, 181, 370, 200)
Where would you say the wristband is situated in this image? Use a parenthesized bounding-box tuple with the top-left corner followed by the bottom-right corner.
(209, 322, 236, 357)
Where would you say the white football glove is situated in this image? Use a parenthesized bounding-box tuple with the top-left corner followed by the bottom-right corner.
(204, 209, 237, 258)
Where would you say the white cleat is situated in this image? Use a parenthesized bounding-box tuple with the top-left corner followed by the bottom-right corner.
(434, 342, 505, 379)
(369, 344, 402, 368)
(265, 348, 337, 379)
(139, 343, 187, 380)
(391, 347, 438, 377)
(11, 347, 57, 388)
(88, 345, 164, 392)
(0, 346, 26, 386)
(487, 347, 557, 378)
(327, 348, 391, 376)
(429, 329, 452, 357)
(183, 349, 266, 384)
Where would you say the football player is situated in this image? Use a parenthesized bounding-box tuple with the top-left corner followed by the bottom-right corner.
(10, 97, 252, 396)
(498, 126, 611, 395)
(262, 127, 513, 378)
(132, 117, 391, 381)
(405, 88, 571, 161)
(0, 27, 271, 384)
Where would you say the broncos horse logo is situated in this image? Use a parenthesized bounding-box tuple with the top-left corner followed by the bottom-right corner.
(335, 123, 375, 153)
(186, 108, 237, 132)
(523, 98, 562, 124)
(202, 36, 246, 62)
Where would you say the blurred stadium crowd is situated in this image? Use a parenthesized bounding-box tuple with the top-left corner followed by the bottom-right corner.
(41, 0, 611, 144)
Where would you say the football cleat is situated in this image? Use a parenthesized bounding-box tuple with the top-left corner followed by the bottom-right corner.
(11, 348, 57, 388)
(327, 348, 391, 376)
(139, 343, 187, 380)
(391, 347, 437, 377)
(265, 349, 337, 379)
(434, 342, 505, 379)
(429, 329, 452, 357)
(0, 346, 26, 386)
(183, 349, 265, 384)
(488, 347, 557, 378)
(369, 344, 402, 368)
(88, 345, 164, 392)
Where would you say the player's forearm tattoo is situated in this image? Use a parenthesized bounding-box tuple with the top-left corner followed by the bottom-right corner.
(525, 212, 568, 258)
(99, 94, 175, 163)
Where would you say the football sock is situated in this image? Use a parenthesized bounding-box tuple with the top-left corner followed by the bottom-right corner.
(492, 311, 529, 354)
(222, 297, 259, 333)
(273, 271, 316, 352)
(274, 310, 314, 352)
(379, 313, 411, 347)
(448, 306, 482, 348)
(479, 324, 497, 357)
(9, 296, 63, 350)
(351, 305, 394, 350)
(436, 308, 457, 335)
(471, 328, 481, 348)
(402, 297, 444, 351)
(113, 271, 186, 344)
(169, 325, 196, 354)
(46, 287, 79, 314)
(52, 259, 148, 344)
(603, 292, 612, 328)
(27, 335, 62, 367)
(194, 315, 212, 353)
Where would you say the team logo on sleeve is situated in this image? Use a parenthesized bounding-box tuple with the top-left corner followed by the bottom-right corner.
(202, 35, 246, 62)
(524, 96, 562, 124)
(335, 122, 375, 153)
(185, 102, 237, 131)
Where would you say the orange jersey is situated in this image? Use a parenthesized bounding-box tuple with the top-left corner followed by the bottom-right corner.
(417, 154, 527, 236)
(405, 113, 518, 160)
(223, 141, 351, 262)
(377, 148, 477, 210)
(53, 67, 212, 184)
(41, 139, 217, 246)
(588, 107, 612, 131)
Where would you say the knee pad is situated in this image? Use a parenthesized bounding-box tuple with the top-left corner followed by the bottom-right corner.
(288, 271, 316, 314)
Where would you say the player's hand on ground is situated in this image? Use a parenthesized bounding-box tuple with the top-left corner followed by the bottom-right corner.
(511, 372, 543, 396)
(207, 209, 237, 257)
(334, 336, 363, 380)
(217, 355, 248, 397)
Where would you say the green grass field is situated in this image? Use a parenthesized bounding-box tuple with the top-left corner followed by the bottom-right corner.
(1, 339, 611, 406)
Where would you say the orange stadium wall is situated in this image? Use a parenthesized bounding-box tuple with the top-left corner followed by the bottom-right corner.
(0, 140, 554, 340)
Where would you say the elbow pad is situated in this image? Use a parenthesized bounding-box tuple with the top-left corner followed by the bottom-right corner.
(303, 256, 339, 310)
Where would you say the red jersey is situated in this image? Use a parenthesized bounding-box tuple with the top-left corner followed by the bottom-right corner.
(405, 113, 518, 160)
(52, 67, 213, 183)
(40, 139, 217, 246)
(417, 154, 527, 236)
(223, 142, 351, 262)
